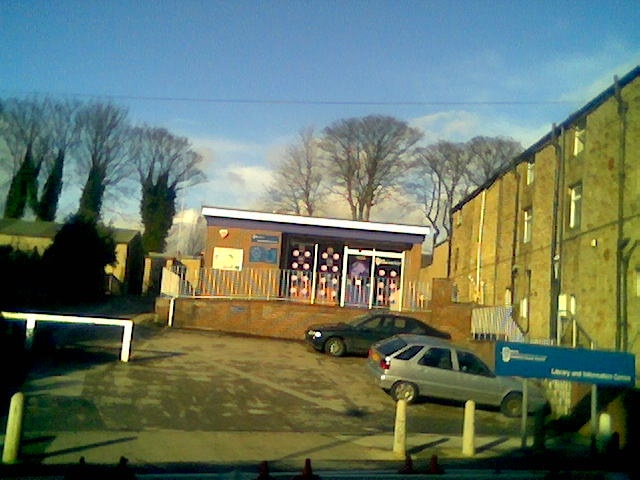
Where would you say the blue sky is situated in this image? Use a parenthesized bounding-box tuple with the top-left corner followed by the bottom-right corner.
(1, 0, 639, 226)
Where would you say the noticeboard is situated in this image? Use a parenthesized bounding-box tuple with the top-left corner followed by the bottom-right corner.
(495, 341, 636, 387)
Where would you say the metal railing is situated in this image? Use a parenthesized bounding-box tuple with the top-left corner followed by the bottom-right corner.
(162, 265, 431, 311)
(559, 316, 596, 349)
(470, 305, 526, 342)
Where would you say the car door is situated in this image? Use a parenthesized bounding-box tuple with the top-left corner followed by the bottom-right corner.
(351, 315, 385, 353)
(402, 317, 428, 334)
(453, 350, 503, 406)
(409, 346, 458, 399)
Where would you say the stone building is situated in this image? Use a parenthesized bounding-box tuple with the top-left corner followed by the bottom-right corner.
(449, 66, 640, 364)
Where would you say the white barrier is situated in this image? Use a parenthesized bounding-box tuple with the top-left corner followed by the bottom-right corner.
(1, 311, 134, 362)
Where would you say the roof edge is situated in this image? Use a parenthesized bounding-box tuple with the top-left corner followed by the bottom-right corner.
(452, 65, 640, 213)
(201, 206, 430, 236)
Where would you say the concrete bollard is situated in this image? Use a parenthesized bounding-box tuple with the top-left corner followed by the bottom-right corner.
(462, 400, 475, 457)
(393, 399, 407, 457)
(2, 392, 25, 464)
(596, 413, 612, 453)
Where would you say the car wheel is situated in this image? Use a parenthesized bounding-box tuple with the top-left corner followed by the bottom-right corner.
(390, 381, 418, 404)
(501, 392, 523, 417)
(324, 337, 346, 357)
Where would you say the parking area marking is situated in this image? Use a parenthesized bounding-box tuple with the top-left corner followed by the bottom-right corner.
(216, 363, 349, 413)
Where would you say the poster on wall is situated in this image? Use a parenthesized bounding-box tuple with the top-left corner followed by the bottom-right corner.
(212, 247, 244, 271)
(250, 246, 278, 264)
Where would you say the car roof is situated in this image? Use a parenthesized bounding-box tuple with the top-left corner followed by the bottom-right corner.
(391, 333, 454, 347)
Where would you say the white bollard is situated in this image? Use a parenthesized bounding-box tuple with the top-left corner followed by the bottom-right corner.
(2, 392, 25, 464)
(462, 400, 475, 457)
(393, 399, 407, 457)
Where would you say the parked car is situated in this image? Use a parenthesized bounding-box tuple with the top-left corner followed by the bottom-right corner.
(304, 312, 451, 357)
(365, 334, 548, 417)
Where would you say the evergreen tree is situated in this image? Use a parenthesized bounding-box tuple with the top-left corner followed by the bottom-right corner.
(77, 163, 107, 221)
(140, 172, 176, 253)
(4, 144, 37, 219)
(42, 215, 116, 303)
(131, 126, 205, 254)
(35, 149, 65, 221)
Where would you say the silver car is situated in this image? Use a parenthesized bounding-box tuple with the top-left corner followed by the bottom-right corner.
(365, 334, 548, 417)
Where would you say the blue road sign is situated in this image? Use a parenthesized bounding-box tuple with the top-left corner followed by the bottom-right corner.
(495, 341, 636, 387)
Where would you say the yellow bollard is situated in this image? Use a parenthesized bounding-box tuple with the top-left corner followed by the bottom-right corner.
(393, 399, 407, 457)
(2, 392, 25, 464)
(462, 400, 475, 457)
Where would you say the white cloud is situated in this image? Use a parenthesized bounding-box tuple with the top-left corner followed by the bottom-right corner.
(410, 110, 547, 148)
(558, 55, 640, 103)
(186, 163, 273, 211)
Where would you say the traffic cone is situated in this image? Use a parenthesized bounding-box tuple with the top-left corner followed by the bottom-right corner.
(115, 456, 137, 480)
(255, 460, 274, 480)
(291, 458, 320, 479)
(426, 454, 444, 474)
(398, 454, 415, 474)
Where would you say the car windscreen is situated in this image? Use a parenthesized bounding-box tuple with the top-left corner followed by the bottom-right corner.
(376, 337, 408, 355)
(347, 314, 370, 326)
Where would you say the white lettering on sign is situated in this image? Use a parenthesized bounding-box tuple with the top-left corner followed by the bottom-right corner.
(501, 346, 547, 363)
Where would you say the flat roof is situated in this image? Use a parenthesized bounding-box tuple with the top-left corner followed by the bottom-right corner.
(201, 206, 430, 236)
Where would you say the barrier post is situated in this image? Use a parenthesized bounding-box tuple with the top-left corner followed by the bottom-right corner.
(2, 392, 25, 464)
(393, 399, 407, 457)
(120, 321, 133, 362)
(462, 400, 475, 456)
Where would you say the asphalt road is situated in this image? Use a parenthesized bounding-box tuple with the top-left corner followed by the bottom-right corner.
(3, 323, 525, 438)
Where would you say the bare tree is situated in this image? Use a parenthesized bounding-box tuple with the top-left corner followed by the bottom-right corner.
(264, 126, 324, 215)
(403, 141, 471, 244)
(76, 102, 131, 220)
(465, 136, 522, 187)
(131, 126, 206, 253)
(403, 136, 522, 245)
(320, 115, 422, 221)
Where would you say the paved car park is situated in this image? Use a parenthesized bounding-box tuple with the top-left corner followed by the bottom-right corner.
(1, 321, 533, 469)
(10, 323, 525, 433)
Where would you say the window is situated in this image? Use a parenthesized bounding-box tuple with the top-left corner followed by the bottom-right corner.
(569, 183, 582, 229)
(395, 345, 423, 360)
(523, 207, 533, 243)
(456, 351, 493, 377)
(573, 121, 586, 157)
(520, 297, 529, 320)
(359, 317, 382, 330)
(504, 288, 512, 306)
(526, 162, 535, 185)
(569, 294, 577, 316)
(418, 347, 453, 370)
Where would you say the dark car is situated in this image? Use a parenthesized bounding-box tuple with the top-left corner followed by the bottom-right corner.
(304, 312, 451, 357)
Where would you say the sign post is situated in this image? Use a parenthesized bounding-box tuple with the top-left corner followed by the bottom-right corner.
(495, 341, 636, 448)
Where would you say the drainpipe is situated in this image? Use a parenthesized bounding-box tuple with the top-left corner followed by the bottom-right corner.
(621, 241, 639, 351)
(509, 168, 521, 311)
(549, 124, 564, 343)
(475, 190, 486, 303)
(614, 75, 628, 351)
